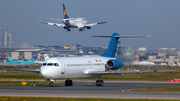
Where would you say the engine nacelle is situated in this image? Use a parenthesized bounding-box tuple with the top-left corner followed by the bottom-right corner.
(63, 26, 68, 29)
(106, 59, 123, 70)
(86, 26, 92, 29)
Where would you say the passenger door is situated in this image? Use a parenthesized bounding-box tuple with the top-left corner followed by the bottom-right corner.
(58, 59, 66, 74)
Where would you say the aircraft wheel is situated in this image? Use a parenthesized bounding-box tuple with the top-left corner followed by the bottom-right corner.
(69, 80, 73, 86)
(96, 80, 100, 86)
(67, 29, 71, 31)
(65, 80, 68, 86)
(100, 80, 104, 86)
(96, 80, 104, 86)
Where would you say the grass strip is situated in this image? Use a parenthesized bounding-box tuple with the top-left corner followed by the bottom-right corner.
(1, 71, 180, 81)
(0, 96, 179, 101)
(134, 87, 180, 92)
(0, 81, 63, 86)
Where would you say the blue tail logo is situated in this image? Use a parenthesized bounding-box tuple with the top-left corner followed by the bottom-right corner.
(33, 53, 38, 60)
(23, 56, 27, 61)
(63, 4, 69, 19)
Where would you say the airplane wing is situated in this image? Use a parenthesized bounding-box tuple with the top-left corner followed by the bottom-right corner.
(4, 69, 40, 73)
(39, 21, 65, 27)
(50, 18, 78, 21)
(85, 21, 106, 27)
(84, 70, 171, 75)
(50, 18, 63, 21)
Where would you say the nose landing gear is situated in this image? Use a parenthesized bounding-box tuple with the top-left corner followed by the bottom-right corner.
(49, 82, 54, 87)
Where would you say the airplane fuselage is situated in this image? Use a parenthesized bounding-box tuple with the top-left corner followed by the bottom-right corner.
(40, 56, 114, 79)
(63, 18, 87, 28)
(8, 59, 36, 64)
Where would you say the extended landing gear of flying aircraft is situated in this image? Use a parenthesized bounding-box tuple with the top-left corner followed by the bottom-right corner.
(65, 79, 73, 86)
(79, 28, 84, 31)
(96, 75, 104, 86)
(67, 29, 71, 31)
(49, 82, 54, 87)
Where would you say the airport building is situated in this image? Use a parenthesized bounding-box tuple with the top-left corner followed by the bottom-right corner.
(0, 36, 179, 67)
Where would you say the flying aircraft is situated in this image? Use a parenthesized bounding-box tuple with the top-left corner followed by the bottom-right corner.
(5, 33, 169, 87)
(40, 4, 106, 32)
(7, 55, 36, 64)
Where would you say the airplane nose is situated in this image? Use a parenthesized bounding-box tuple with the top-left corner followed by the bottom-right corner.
(40, 66, 50, 78)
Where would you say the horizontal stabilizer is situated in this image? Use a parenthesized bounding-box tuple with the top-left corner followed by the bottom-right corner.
(92, 35, 150, 38)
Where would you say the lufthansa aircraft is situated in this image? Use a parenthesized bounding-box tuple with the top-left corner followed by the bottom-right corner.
(5, 33, 168, 87)
(40, 4, 106, 32)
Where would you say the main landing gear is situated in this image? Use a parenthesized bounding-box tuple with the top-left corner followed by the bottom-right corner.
(49, 82, 54, 87)
(96, 75, 104, 86)
(65, 79, 73, 86)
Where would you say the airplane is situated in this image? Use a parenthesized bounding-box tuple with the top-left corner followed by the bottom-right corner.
(40, 4, 106, 32)
(132, 55, 155, 66)
(7, 55, 36, 64)
(5, 33, 169, 87)
(33, 53, 50, 64)
(132, 61, 155, 66)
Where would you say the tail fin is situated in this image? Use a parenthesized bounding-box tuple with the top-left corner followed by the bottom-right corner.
(18, 56, 22, 60)
(63, 4, 69, 19)
(92, 33, 150, 58)
(33, 53, 38, 60)
(43, 54, 49, 60)
(100, 33, 120, 57)
(7, 55, 13, 62)
(23, 56, 27, 61)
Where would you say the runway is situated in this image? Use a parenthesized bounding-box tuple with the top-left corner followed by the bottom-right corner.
(0, 81, 180, 99)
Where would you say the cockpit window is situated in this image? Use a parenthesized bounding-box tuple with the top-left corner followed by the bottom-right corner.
(42, 63, 46, 66)
(54, 63, 59, 66)
(47, 63, 53, 66)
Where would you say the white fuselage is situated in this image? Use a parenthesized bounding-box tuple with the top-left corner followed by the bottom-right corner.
(63, 18, 87, 28)
(40, 56, 114, 79)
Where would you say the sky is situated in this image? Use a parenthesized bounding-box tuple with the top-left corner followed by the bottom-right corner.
(0, 0, 179, 50)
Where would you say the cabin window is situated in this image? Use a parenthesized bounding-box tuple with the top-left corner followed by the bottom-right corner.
(47, 63, 53, 66)
(42, 63, 47, 66)
(54, 63, 59, 66)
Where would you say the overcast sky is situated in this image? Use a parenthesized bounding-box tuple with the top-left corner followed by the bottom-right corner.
(0, 0, 179, 50)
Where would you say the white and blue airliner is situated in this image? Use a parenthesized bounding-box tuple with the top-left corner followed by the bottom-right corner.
(40, 4, 106, 32)
(6, 33, 169, 87)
